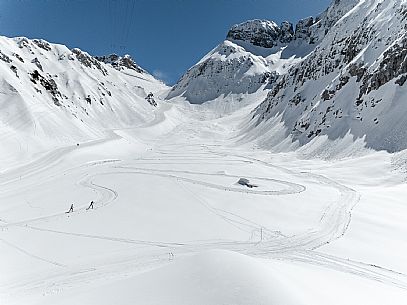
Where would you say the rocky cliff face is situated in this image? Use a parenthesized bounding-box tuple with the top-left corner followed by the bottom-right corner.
(226, 18, 315, 49)
(252, 0, 407, 153)
(95, 54, 145, 73)
(226, 0, 358, 50)
(226, 20, 293, 48)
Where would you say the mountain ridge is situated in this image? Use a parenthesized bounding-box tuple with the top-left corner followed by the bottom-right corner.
(251, 0, 407, 153)
(2, 0, 407, 157)
(166, 0, 359, 106)
(0, 35, 167, 165)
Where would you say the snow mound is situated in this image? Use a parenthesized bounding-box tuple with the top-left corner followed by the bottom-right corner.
(45, 250, 305, 305)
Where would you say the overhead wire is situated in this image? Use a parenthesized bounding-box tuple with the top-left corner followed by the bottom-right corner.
(120, 0, 131, 50)
(124, 0, 136, 51)
(108, 0, 136, 54)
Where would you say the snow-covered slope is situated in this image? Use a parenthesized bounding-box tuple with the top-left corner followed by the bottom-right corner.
(3, 2, 407, 303)
(0, 36, 167, 165)
(166, 40, 274, 104)
(250, 0, 407, 154)
(165, 20, 305, 104)
(167, 1, 359, 106)
(42, 250, 307, 305)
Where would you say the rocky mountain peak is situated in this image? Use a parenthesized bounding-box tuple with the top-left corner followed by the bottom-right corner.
(226, 19, 288, 48)
(295, 17, 314, 42)
(280, 21, 295, 43)
(226, 0, 359, 50)
(167, 0, 363, 107)
(95, 53, 144, 73)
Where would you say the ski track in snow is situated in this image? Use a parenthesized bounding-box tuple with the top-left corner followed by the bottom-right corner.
(1, 105, 407, 301)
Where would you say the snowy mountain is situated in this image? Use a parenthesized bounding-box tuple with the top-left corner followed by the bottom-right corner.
(94, 54, 145, 73)
(165, 20, 304, 104)
(3, 2, 407, 305)
(250, 0, 407, 154)
(166, 40, 273, 104)
(0, 36, 167, 165)
(167, 0, 358, 106)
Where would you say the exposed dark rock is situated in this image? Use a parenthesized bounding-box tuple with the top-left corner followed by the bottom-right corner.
(145, 92, 157, 107)
(295, 17, 314, 41)
(348, 63, 366, 82)
(31, 57, 43, 71)
(33, 39, 51, 51)
(30, 70, 62, 105)
(226, 16, 323, 48)
(95, 54, 144, 73)
(14, 53, 24, 63)
(361, 36, 407, 95)
(17, 38, 30, 49)
(396, 75, 407, 86)
(0, 51, 11, 63)
(289, 93, 305, 106)
(72, 48, 108, 75)
(227, 20, 281, 48)
(336, 75, 350, 91)
(280, 21, 294, 43)
(10, 65, 18, 78)
(321, 89, 336, 101)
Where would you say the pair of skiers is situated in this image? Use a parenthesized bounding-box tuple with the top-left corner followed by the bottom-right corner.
(66, 201, 94, 213)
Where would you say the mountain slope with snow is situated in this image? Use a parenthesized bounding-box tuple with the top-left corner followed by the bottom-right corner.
(167, 0, 359, 106)
(0, 36, 167, 165)
(250, 0, 407, 154)
(2, 1, 407, 305)
(166, 40, 273, 104)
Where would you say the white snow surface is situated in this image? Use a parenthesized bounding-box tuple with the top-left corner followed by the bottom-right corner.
(1, 0, 407, 304)
(0, 36, 168, 168)
(1, 90, 407, 304)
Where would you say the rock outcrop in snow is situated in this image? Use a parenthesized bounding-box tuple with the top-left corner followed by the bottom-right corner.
(251, 0, 407, 153)
(95, 54, 145, 73)
(0, 36, 167, 164)
(226, 20, 293, 48)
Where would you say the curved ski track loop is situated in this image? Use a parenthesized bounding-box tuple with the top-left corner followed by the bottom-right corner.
(1, 113, 407, 297)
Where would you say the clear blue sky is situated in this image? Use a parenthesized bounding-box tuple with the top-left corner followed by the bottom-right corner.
(0, 0, 332, 84)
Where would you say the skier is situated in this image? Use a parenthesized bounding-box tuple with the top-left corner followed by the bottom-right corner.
(86, 200, 94, 210)
(66, 203, 74, 213)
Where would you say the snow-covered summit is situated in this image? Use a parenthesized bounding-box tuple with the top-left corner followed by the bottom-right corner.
(0, 35, 167, 165)
(166, 40, 273, 104)
(95, 54, 145, 73)
(167, 0, 359, 105)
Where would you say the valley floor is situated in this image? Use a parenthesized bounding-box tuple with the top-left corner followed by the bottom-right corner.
(1, 100, 407, 304)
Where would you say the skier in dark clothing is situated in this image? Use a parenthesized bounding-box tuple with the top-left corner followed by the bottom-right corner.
(86, 200, 94, 210)
(66, 203, 74, 213)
